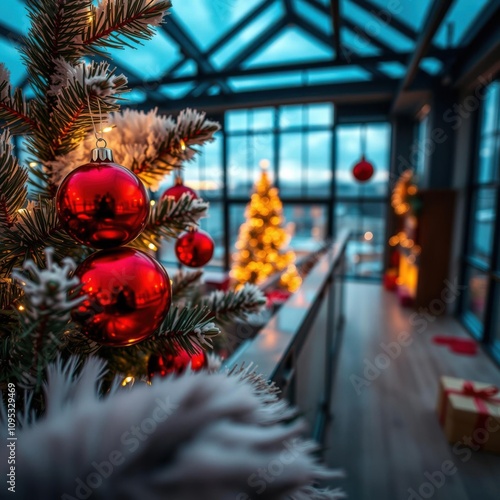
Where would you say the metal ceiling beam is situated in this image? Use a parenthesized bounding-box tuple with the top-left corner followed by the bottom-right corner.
(349, 0, 419, 42)
(330, 0, 342, 58)
(138, 75, 433, 114)
(130, 51, 460, 89)
(391, 0, 454, 114)
(187, 16, 289, 98)
(448, 2, 500, 90)
(162, 14, 231, 94)
(295, 15, 388, 79)
(307, 0, 395, 56)
(342, 18, 394, 53)
(0, 22, 24, 45)
(204, 1, 274, 58)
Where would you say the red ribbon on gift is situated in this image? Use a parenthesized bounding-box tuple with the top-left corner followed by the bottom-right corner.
(439, 381, 500, 446)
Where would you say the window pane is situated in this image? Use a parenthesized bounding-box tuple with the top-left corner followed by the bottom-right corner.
(306, 131, 332, 197)
(308, 103, 334, 126)
(492, 283, 500, 357)
(251, 108, 274, 131)
(279, 132, 303, 197)
(477, 135, 498, 183)
(463, 266, 489, 326)
(184, 132, 223, 199)
(336, 123, 391, 198)
(226, 109, 248, 132)
(468, 188, 497, 264)
(279, 105, 304, 129)
(481, 81, 500, 136)
(335, 201, 386, 277)
(200, 201, 224, 268)
(283, 204, 327, 252)
(229, 204, 246, 253)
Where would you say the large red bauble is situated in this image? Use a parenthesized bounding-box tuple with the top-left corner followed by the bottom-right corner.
(148, 348, 206, 379)
(161, 181, 198, 202)
(72, 248, 171, 346)
(352, 156, 375, 182)
(56, 160, 149, 248)
(175, 229, 214, 268)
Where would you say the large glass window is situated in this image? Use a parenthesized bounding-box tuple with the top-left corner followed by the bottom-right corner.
(461, 80, 500, 355)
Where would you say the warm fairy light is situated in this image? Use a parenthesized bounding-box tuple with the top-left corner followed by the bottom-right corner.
(259, 159, 270, 170)
(180, 139, 186, 151)
(389, 235, 400, 246)
(102, 126, 114, 133)
(150, 200, 156, 206)
(122, 376, 134, 387)
(148, 243, 157, 251)
(364, 231, 373, 241)
(18, 305, 25, 311)
(407, 185, 418, 195)
(29, 161, 38, 168)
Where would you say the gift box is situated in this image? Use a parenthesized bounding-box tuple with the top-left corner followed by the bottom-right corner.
(437, 376, 500, 453)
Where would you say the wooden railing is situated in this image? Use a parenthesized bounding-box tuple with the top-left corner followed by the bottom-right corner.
(226, 230, 349, 444)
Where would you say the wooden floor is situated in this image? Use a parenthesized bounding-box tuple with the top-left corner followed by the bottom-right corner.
(325, 282, 500, 500)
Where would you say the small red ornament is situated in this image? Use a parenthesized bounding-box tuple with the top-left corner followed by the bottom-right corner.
(175, 229, 214, 268)
(161, 177, 198, 202)
(148, 348, 206, 379)
(72, 247, 171, 346)
(352, 155, 375, 182)
(56, 146, 149, 248)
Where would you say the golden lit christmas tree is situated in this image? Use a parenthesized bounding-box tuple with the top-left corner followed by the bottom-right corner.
(231, 163, 302, 292)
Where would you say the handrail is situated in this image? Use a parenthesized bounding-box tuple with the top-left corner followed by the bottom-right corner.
(226, 230, 350, 383)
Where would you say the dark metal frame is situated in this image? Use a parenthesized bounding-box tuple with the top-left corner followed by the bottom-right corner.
(1, 0, 498, 115)
(459, 75, 500, 363)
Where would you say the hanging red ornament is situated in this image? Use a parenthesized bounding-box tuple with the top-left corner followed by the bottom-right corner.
(175, 228, 214, 268)
(161, 176, 198, 202)
(56, 145, 149, 248)
(352, 155, 375, 182)
(148, 347, 206, 379)
(72, 247, 171, 346)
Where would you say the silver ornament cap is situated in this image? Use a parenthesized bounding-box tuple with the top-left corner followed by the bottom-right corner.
(91, 146, 114, 162)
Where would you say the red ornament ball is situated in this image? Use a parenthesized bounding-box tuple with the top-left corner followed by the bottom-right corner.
(161, 181, 198, 202)
(352, 156, 375, 182)
(148, 348, 206, 379)
(175, 229, 214, 268)
(72, 247, 171, 346)
(56, 158, 149, 248)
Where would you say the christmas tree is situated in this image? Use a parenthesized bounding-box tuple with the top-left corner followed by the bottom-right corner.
(0, 2, 341, 498)
(232, 163, 302, 292)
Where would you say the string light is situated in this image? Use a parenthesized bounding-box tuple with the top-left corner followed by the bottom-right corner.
(121, 376, 134, 387)
(150, 200, 156, 206)
(148, 243, 157, 251)
(18, 305, 25, 311)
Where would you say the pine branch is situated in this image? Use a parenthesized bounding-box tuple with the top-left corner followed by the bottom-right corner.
(145, 305, 220, 354)
(139, 108, 221, 189)
(27, 61, 128, 192)
(21, 0, 91, 91)
(44, 108, 220, 190)
(0, 199, 81, 276)
(0, 130, 28, 231)
(195, 284, 267, 323)
(3, 249, 86, 388)
(0, 66, 37, 134)
(83, 0, 172, 54)
(171, 269, 203, 300)
(130, 194, 208, 250)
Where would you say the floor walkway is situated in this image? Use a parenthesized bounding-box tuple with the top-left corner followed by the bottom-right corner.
(326, 282, 500, 500)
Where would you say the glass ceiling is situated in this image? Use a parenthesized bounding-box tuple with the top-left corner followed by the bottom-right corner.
(0, 0, 495, 104)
